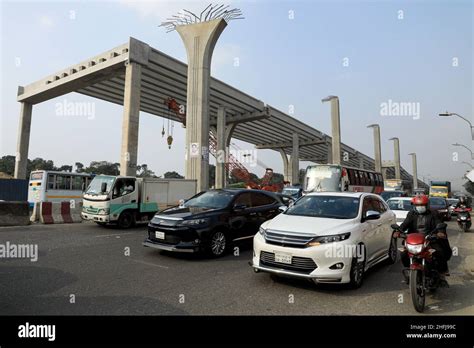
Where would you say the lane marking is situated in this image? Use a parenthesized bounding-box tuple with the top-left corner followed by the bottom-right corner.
(129, 258, 169, 269)
(94, 232, 138, 238)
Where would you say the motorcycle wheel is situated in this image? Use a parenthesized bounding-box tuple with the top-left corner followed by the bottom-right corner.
(463, 223, 470, 232)
(410, 269, 425, 313)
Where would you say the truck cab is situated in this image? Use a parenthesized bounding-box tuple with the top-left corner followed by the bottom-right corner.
(81, 175, 196, 228)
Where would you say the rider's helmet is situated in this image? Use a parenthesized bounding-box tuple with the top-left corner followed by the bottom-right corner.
(459, 196, 466, 204)
(411, 194, 429, 214)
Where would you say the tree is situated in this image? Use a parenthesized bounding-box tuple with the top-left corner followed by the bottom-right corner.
(0, 155, 16, 176)
(137, 164, 156, 178)
(57, 165, 73, 172)
(75, 162, 84, 173)
(164, 171, 184, 179)
(84, 161, 120, 175)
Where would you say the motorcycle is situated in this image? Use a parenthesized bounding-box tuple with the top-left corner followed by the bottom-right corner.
(454, 207, 471, 232)
(391, 222, 448, 313)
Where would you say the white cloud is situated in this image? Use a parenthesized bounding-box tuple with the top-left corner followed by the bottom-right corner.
(212, 43, 242, 72)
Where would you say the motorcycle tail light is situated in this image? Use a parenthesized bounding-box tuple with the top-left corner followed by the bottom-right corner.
(406, 243, 423, 255)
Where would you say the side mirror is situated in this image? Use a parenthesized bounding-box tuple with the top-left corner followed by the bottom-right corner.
(101, 182, 107, 193)
(233, 204, 247, 211)
(364, 210, 380, 221)
(391, 223, 400, 230)
(278, 205, 288, 213)
(436, 222, 447, 230)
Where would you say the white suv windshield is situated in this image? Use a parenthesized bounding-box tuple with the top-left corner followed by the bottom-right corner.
(285, 195, 360, 219)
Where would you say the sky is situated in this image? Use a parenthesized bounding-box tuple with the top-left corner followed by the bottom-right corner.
(0, 0, 472, 190)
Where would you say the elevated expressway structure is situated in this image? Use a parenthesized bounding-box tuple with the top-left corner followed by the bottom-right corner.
(15, 37, 421, 188)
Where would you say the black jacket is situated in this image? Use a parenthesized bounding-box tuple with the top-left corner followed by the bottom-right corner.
(399, 209, 441, 234)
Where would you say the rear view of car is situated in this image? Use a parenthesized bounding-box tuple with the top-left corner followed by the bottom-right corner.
(386, 197, 413, 224)
(429, 197, 451, 221)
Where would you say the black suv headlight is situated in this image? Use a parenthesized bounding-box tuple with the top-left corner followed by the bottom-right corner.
(179, 218, 210, 226)
(307, 232, 351, 246)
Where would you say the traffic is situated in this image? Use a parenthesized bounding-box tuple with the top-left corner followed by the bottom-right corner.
(62, 164, 471, 313)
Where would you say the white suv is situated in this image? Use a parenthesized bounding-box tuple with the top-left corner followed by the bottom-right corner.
(251, 192, 397, 288)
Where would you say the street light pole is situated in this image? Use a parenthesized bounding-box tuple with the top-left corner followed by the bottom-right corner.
(452, 143, 474, 160)
(322, 96, 341, 165)
(389, 137, 401, 180)
(367, 124, 382, 174)
(408, 152, 418, 189)
(439, 112, 474, 140)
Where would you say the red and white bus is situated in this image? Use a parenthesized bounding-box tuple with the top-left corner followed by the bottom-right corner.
(303, 164, 384, 194)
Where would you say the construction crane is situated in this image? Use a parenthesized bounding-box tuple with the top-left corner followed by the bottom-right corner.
(165, 96, 285, 192)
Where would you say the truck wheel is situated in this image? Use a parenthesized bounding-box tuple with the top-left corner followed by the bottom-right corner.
(117, 211, 134, 229)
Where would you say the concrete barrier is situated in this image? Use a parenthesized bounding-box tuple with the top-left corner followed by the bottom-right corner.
(0, 201, 30, 226)
(39, 201, 83, 224)
(30, 202, 40, 223)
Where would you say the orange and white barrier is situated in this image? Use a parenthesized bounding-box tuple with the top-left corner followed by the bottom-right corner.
(39, 201, 82, 224)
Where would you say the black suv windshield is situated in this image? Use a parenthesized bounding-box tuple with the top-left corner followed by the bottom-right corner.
(184, 190, 235, 209)
(285, 195, 360, 219)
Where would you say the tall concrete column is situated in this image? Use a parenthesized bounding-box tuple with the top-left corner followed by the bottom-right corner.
(278, 149, 290, 182)
(176, 19, 227, 192)
(322, 96, 341, 165)
(390, 137, 401, 180)
(120, 62, 142, 176)
(14, 102, 33, 179)
(358, 154, 364, 169)
(367, 124, 382, 173)
(409, 152, 418, 189)
(291, 133, 300, 185)
(215, 107, 226, 189)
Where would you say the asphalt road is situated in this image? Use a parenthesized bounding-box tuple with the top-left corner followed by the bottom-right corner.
(0, 220, 473, 315)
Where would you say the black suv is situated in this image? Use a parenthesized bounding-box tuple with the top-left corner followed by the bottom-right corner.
(143, 189, 284, 257)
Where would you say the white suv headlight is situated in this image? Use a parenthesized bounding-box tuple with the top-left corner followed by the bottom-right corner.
(406, 243, 423, 254)
(258, 226, 266, 235)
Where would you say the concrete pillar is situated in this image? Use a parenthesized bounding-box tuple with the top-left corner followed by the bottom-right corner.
(120, 62, 142, 176)
(367, 124, 382, 173)
(278, 149, 290, 182)
(358, 154, 364, 169)
(14, 102, 33, 179)
(326, 139, 332, 164)
(390, 137, 401, 180)
(291, 133, 300, 185)
(215, 107, 226, 189)
(322, 96, 341, 165)
(409, 153, 418, 189)
(176, 19, 227, 192)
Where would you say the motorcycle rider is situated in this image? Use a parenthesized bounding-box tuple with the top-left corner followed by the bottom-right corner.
(393, 194, 452, 283)
(455, 196, 470, 209)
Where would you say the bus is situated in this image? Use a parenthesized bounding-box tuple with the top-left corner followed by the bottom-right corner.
(303, 164, 384, 194)
(28, 170, 94, 206)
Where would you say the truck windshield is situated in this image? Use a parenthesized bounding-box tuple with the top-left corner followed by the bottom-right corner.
(430, 187, 447, 194)
(304, 165, 342, 192)
(86, 176, 115, 195)
(285, 195, 360, 219)
(184, 191, 235, 209)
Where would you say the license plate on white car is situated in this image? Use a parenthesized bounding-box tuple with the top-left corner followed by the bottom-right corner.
(274, 252, 292, 264)
(155, 231, 165, 239)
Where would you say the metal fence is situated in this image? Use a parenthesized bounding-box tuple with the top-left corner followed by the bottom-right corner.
(0, 179, 28, 201)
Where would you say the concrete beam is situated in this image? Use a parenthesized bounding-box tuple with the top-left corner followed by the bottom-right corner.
(256, 138, 326, 149)
(14, 102, 33, 179)
(367, 124, 382, 173)
(209, 107, 270, 126)
(120, 62, 142, 176)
